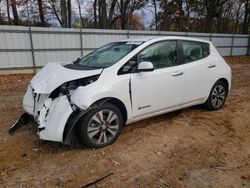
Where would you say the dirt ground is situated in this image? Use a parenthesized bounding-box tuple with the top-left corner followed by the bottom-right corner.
(0, 56, 250, 188)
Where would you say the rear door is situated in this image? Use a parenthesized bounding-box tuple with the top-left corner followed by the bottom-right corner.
(180, 40, 216, 103)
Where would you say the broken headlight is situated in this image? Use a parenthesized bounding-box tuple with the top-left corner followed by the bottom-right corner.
(64, 75, 99, 91)
(49, 75, 100, 99)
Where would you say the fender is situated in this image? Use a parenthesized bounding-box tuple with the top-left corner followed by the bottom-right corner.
(63, 97, 127, 148)
(63, 97, 125, 148)
(70, 75, 132, 121)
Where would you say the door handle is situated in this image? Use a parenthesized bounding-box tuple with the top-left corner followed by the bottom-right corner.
(172, 72, 183, 77)
(208, 64, 216, 68)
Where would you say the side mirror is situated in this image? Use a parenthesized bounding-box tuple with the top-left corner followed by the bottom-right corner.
(137, 61, 154, 72)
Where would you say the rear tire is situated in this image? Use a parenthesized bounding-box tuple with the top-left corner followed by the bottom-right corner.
(204, 81, 228, 111)
(77, 103, 123, 148)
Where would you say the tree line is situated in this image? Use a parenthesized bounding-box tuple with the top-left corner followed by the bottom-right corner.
(0, 0, 249, 34)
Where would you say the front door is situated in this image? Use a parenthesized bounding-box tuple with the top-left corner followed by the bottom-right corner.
(131, 40, 184, 118)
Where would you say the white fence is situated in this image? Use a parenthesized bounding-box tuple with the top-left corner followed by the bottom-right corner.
(0, 25, 249, 69)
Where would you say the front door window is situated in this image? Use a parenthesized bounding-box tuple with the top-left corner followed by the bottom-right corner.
(138, 41, 178, 69)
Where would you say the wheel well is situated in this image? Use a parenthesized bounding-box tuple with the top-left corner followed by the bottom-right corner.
(217, 78, 229, 91)
(62, 97, 128, 147)
(92, 97, 128, 125)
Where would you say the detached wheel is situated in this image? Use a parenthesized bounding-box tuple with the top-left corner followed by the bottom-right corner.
(204, 81, 228, 110)
(77, 103, 123, 148)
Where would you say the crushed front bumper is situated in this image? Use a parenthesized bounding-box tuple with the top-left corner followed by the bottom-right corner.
(37, 96, 73, 142)
(10, 84, 74, 143)
(23, 84, 49, 117)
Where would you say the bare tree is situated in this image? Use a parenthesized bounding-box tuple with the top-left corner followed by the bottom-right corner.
(98, 0, 108, 28)
(38, 0, 46, 26)
(60, 0, 67, 27)
(0, 0, 2, 22)
(92, 0, 119, 29)
(242, 0, 250, 33)
(93, 0, 98, 28)
(0, 0, 247, 33)
(175, 0, 186, 31)
(6, 0, 10, 25)
(159, 0, 170, 31)
(49, 0, 62, 25)
(185, 0, 190, 29)
(118, 0, 149, 29)
(234, 0, 243, 33)
(119, 0, 129, 29)
(11, 0, 19, 24)
(67, 0, 71, 27)
(204, 0, 229, 32)
(77, 0, 83, 27)
(152, 0, 158, 30)
(108, 0, 117, 28)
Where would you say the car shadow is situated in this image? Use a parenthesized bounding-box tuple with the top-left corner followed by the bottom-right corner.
(125, 105, 205, 130)
(9, 105, 206, 151)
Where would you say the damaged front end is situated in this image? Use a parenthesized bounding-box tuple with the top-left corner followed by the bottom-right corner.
(9, 62, 102, 147)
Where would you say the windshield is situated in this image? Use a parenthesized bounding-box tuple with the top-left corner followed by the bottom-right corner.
(76, 41, 143, 68)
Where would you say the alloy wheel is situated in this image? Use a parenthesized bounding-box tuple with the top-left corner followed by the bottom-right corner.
(211, 84, 226, 109)
(87, 109, 120, 145)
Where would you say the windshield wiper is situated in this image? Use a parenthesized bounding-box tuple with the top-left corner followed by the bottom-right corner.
(73, 57, 82, 64)
(83, 65, 106, 69)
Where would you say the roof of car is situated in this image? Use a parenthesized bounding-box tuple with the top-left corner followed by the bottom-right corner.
(119, 36, 211, 43)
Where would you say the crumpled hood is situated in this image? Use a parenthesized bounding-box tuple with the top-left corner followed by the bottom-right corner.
(30, 63, 102, 94)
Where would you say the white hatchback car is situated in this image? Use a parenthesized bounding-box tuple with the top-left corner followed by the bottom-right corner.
(10, 37, 231, 148)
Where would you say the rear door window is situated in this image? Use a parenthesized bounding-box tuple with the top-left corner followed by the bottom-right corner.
(181, 41, 210, 63)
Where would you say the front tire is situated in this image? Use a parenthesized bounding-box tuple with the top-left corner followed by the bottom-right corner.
(204, 81, 228, 111)
(77, 103, 123, 148)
